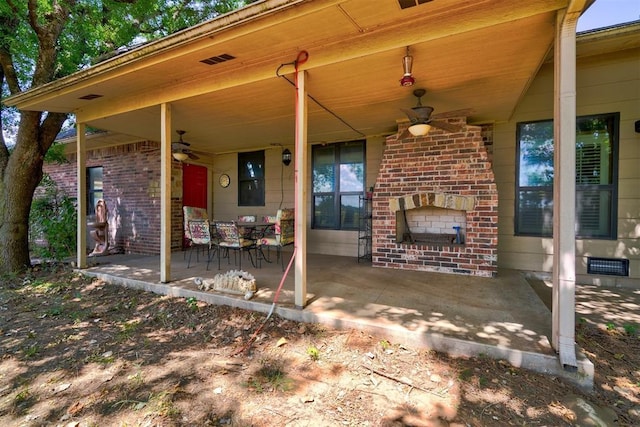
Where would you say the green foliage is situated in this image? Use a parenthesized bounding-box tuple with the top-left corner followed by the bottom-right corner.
(2, 0, 255, 88)
(23, 344, 40, 358)
(117, 320, 141, 342)
(306, 345, 320, 361)
(44, 142, 70, 164)
(29, 175, 77, 261)
(14, 387, 30, 403)
(1, 1, 253, 272)
(623, 323, 638, 336)
(85, 351, 115, 365)
(186, 296, 198, 311)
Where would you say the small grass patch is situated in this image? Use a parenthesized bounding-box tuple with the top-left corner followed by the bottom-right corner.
(459, 368, 473, 382)
(45, 305, 64, 317)
(24, 344, 41, 358)
(245, 362, 294, 393)
(127, 371, 145, 389)
(85, 351, 115, 364)
(623, 323, 638, 336)
(148, 390, 181, 417)
(23, 278, 69, 294)
(117, 320, 140, 342)
(14, 387, 30, 403)
(185, 297, 198, 311)
(306, 345, 320, 361)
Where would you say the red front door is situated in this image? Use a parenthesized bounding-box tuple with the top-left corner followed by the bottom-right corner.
(182, 164, 208, 247)
(183, 164, 208, 208)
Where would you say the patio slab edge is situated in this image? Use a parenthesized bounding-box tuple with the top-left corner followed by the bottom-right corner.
(79, 270, 594, 392)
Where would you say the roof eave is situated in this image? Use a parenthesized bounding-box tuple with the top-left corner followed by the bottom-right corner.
(3, 0, 309, 110)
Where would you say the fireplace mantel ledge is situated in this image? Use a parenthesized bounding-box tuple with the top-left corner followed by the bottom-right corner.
(389, 192, 476, 212)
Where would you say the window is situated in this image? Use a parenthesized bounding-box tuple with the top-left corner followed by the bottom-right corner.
(312, 141, 365, 230)
(515, 113, 618, 238)
(87, 166, 103, 215)
(238, 150, 265, 206)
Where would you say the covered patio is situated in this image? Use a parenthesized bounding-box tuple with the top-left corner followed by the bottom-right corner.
(6, 0, 595, 385)
(80, 251, 594, 389)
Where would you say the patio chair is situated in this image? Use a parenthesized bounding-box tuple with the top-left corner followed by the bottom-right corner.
(258, 208, 294, 270)
(237, 215, 257, 239)
(215, 221, 257, 270)
(183, 206, 209, 257)
(186, 219, 217, 270)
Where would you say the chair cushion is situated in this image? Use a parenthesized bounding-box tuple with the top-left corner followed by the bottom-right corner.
(188, 220, 211, 245)
(259, 236, 279, 246)
(183, 206, 209, 245)
(219, 239, 254, 248)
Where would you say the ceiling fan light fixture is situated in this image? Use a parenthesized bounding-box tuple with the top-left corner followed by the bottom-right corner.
(408, 123, 431, 136)
(400, 46, 415, 86)
(173, 152, 189, 161)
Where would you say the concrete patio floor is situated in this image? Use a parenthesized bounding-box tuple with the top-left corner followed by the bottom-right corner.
(80, 249, 596, 389)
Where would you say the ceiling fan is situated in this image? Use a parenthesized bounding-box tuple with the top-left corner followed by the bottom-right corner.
(171, 130, 199, 161)
(398, 89, 470, 138)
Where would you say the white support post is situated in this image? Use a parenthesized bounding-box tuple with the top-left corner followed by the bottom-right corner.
(552, 9, 579, 370)
(76, 123, 87, 269)
(160, 103, 172, 283)
(294, 69, 308, 309)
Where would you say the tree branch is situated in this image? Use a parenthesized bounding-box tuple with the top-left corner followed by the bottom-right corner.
(39, 112, 68, 154)
(0, 4, 22, 94)
(27, 0, 77, 86)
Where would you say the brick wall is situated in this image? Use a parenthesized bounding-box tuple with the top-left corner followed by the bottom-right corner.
(43, 141, 184, 255)
(372, 122, 498, 277)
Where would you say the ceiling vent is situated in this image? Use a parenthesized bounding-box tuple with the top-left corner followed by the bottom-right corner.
(398, 0, 433, 9)
(200, 53, 236, 65)
(78, 94, 103, 100)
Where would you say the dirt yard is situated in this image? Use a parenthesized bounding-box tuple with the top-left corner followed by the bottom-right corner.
(1, 264, 638, 426)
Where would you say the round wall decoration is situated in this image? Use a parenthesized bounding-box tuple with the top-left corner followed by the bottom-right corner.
(219, 173, 230, 188)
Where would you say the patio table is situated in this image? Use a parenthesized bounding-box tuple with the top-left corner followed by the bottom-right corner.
(236, 221, 275, 265)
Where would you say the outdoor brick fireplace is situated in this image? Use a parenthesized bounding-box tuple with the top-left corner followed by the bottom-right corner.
(372, 119, 498, 277)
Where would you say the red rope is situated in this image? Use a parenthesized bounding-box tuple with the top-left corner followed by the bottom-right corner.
(230, 248, 297, 356)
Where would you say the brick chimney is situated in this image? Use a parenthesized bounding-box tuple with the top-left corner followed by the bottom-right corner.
(372, 120, 498, 277)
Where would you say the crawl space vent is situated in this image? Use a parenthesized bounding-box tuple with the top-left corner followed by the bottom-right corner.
(587, 257, 629, 276)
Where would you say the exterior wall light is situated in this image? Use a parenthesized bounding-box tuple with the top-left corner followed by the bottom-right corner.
(282, 148, 292, 166)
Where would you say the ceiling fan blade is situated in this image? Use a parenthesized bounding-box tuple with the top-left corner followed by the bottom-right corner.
(396, 128, 411, 139)
(400, 108, 420, 121)
(429, 120, 466, 133)
(172, 142, 190, 151)
(188, 152, 200, 160)
(432, 108, 474, 119)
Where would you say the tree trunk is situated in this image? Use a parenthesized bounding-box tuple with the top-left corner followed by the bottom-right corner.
(0, 110, 66, 273)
